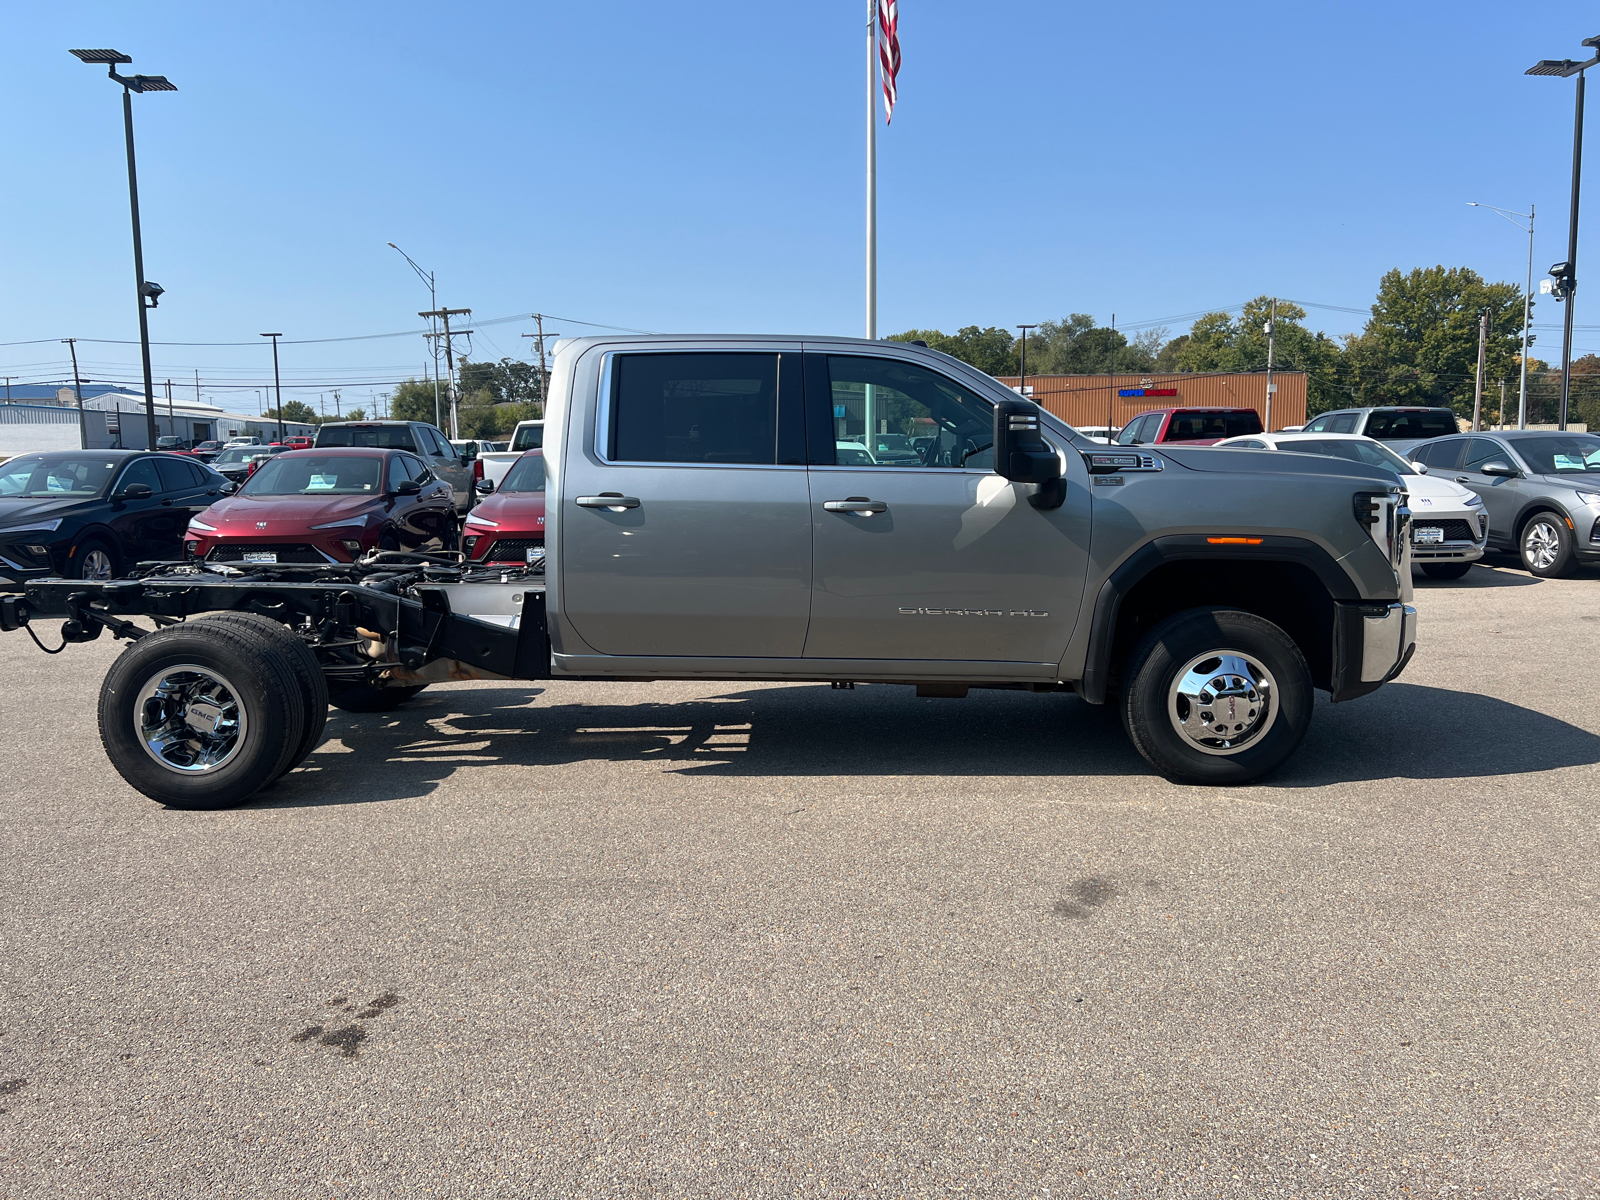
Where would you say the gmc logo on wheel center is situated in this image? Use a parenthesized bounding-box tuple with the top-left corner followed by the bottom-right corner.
(898, 607, 1049, 617)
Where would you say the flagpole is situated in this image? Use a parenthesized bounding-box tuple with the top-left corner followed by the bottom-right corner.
(865, 0, 877, 340)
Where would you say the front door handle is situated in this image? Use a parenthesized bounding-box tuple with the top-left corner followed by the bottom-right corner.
(823, 497, 888, 514)
(576, 493, 641, 510)
(1454, 476, 1470, 483)
(161, 498, 173, 506)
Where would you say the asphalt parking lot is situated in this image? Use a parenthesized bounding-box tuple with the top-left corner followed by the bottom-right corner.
(1, 559, 1596, 1198)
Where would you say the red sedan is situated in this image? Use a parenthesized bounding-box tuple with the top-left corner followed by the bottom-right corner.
(183, 448, 456, 565)
(462, 450, 545, 566)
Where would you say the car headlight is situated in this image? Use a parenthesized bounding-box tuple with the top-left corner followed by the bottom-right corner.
(464, 515, 500, 528)
(187, 518, 218, 532)
(310, 515, 371, 530)
(0, 519, 63, 535)
(1576, 490, 1600, 507)
(1461, 493, 1483, 507)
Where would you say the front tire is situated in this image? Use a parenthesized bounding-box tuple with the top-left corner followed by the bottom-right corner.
(97, 623, 307, 809)
(72, 538, 119, 581)
(1520, 513, 1576, 578)
(1420, 560, 1473, 580)
(1121, 607, 1313, 785)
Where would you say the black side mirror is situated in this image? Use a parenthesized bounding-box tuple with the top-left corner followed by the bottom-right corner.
(118, 482, 153, 500)
(994, 399, 1064, 509)
(393, 479, 422, 496)
(1481, 460, 1519, 477)
(476, 477, 496, 494)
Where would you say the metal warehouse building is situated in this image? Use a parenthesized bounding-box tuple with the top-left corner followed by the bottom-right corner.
(994, 371, 1308, 434)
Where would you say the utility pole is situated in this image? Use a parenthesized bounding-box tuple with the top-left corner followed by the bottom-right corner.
(420, 307, 471, 437)
(333, 389, 341, 418)
(1500, 379, 1507, 429)
(261, 333, 285, 444)
(63, 339, 88, 449)
(3, 377, 11, 403)
(194, 369, 200, 408)
(865, 0, 877, 339)
(1561, 69, 1588, 430)
(165, 377, 173, 435)
(1472, 311, 1488, 431)
(522, 314, 559, 410)
(1105, 314, 1117, 436)
(1263, 298, 1278, 433)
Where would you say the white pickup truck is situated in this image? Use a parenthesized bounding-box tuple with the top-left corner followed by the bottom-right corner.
(476, 420, 544, 493)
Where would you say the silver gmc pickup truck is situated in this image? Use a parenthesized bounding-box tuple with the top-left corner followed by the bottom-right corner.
(0, 335, 1416, 808)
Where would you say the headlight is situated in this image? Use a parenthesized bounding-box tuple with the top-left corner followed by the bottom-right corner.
(310, 515, 371, 530)
(1576, 490, 1600, 507)
(187, 518, 218, 532)
(0, 519, 63, 535)
(464, 515, 500, 528)
(1461, 493, 1482, 507)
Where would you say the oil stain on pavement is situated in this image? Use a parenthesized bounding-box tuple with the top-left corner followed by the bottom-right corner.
(289, 992, 404, 1059)
(1053, 876, 1118, 919)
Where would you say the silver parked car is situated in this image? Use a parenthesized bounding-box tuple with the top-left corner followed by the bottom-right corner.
(1410, 431, 1600, 577)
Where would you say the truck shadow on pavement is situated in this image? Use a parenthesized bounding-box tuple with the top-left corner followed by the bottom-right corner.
(254, 677, 1600, 807)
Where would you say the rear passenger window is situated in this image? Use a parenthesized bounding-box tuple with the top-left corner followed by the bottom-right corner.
(609, 353, 779, 465)
(155, 459, 195, 492)
(1417, 439, 1465, 469)
(1328, 414, 1359, 433)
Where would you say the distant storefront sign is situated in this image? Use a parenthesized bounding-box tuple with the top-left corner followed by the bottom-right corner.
(1118, 388, 1178, 398)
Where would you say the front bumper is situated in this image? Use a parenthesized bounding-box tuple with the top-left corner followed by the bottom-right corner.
(1409, 509, 1489, 563)
(1331, 600, 1418, 702)
(185, 531, 370, 565)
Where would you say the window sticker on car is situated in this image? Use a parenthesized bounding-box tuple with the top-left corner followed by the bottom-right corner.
(308, 475, 337, 490)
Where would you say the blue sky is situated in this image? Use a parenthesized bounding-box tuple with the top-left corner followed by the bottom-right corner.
(2, 1, 1598, 412)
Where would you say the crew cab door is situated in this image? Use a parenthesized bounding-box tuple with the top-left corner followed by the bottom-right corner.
(801, 352, 1090, 665)
(559, 349, 813, 657)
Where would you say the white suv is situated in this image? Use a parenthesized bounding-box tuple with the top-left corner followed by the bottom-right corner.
(1215, 432, 1489, 579)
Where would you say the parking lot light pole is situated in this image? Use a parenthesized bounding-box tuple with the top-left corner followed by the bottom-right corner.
(261, 334, 285, 444)
(1468, 202, 1535, 428)
(1527, 37, 1600, 430)
(70, 49, 176, 450)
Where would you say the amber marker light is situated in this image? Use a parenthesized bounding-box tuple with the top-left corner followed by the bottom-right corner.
(1206, 537, 1264, 545)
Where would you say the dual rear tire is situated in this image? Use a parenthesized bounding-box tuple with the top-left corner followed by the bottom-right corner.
(98, 617, 423, 809)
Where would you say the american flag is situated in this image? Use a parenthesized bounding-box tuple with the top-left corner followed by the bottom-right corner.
(878, 0, 900, 124)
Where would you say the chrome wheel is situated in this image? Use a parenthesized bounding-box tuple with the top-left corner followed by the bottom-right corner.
(1166, 649, 1279, 756)
(1523, 520, 1560, 571)
(81, 547, 115, 581)
(134, 664, 249, 774)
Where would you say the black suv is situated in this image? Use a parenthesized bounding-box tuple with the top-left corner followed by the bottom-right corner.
(313, 420, 474, 511)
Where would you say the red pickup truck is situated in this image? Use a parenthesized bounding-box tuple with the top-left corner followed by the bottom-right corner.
(1113, 407, 1264, 447)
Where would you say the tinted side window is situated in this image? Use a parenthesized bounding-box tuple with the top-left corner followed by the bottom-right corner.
(425, 427, 452, 457)
(1117, 414, 1155, 445)
(1417, 439, 1466, 469)
(154, 459, 195, 492)
(610, 353, 778, 465)
(510, 424, 544, 452)
(1328, 414, 1359, 433)
(387, 455, 414, 485)
(822, 355, 994, 469)
(117, 459, 162, 494)
(1462, 438, 1509, 471)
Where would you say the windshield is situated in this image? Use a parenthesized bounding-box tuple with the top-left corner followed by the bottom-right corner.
(0, 455, 121, 498)
(240, 454, 384, 496)
(510, 423, 544, 452)
(500, 453, 546, 492)
(212, 447, 261, 464)
(1513, 434, 1600, 475)
(1285, 438, 1415, 475)
(1362, 410, 1457, 440)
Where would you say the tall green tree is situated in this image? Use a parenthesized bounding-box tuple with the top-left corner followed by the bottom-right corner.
(1341, 266, 1529, 418)
(265, 400, 319, 425)
(458, 358, 541, 404)
(886, 326, 1019, 375)
(387, 378, 443, 425)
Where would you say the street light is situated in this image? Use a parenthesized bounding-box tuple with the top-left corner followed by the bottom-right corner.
(1526, 35, 1600, 431)
(1468, 202, 1535, 428)
(261, 334, 285, 444)
(70, 48, 177, 450)
(387, 242, 442, 429)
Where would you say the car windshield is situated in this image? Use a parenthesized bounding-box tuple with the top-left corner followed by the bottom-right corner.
(240, 454, 383, 496)
(1362, 410, 1457, 440)
(0, 454, 121, 498)
(510, 424, 544, 452)
(1513, 434, 1600, 474)
(212, 447, 261, 464)
(500, 454, 546, 492)
(1284, 438, 1415, 475)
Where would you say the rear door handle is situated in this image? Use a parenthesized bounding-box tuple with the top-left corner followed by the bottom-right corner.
(823, 497, 888, 514)
(576, 493, 640, 509)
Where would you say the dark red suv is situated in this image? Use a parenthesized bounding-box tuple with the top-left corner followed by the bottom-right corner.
(1114, 407, 1265, 447)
